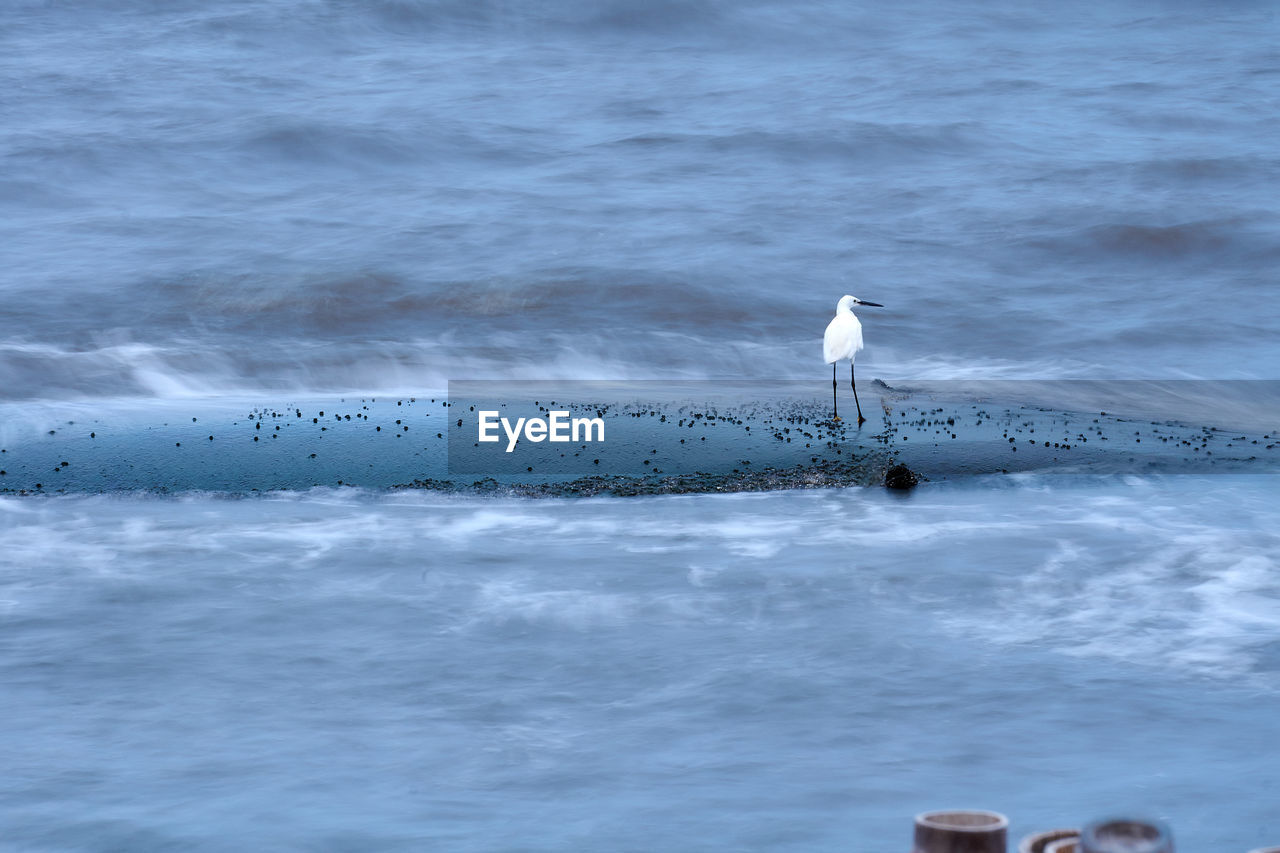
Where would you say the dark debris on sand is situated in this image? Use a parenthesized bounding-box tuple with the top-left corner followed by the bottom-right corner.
(392, 453, 896, 498)
(884, 464, 920, 490)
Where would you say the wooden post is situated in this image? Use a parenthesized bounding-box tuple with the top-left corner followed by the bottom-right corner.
(914, 810, 1008, 853)
(1018, 829, 1080, 853)
(1079, 818, 1172, 853)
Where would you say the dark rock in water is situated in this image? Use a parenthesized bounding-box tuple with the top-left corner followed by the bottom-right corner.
(884, 463, 919, 490)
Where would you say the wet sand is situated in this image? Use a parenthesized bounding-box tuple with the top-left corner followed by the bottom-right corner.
(3, 381, 1275, 496)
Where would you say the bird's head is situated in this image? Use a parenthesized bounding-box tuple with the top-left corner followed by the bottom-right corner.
(837, 294, 883, 312)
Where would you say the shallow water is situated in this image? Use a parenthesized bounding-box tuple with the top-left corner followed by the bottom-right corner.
(4, 1, 1280, 848)
(3, 479, 1280, 850)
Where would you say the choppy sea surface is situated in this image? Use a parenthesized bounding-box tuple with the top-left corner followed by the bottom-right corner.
(5, 482, 1280, 850)
(3, 1, 1279, 849)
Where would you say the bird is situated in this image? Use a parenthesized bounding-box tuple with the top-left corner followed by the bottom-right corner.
(823, 294, 882, 424)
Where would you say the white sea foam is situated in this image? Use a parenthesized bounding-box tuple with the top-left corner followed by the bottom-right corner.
(934, 483, 1280, 685)
(0, 334, 1125, 406)
(4, 480, 1278, 691)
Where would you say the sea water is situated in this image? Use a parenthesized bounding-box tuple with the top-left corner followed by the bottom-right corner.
(3, 1, 1279, 849)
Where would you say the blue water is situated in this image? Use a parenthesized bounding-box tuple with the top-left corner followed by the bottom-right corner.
(4, 0, 1280, 396)
(4, 482, 1280, 850)
(3, 1, 1280, 849)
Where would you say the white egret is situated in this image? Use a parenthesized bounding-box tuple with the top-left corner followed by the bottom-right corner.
(823, 294, 882, 423)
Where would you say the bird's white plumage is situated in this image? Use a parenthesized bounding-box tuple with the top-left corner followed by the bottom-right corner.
(823, 294, 864, 364)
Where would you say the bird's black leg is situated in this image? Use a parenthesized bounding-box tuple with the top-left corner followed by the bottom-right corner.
(831, 363, 839, 421)
(851, 362, 865, 424)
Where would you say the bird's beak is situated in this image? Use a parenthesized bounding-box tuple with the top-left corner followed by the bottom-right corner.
(856, 300, 884, 307)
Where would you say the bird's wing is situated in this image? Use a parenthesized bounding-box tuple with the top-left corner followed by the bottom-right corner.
(822, 314, 862, 363)
(822, 316, 841, 363)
